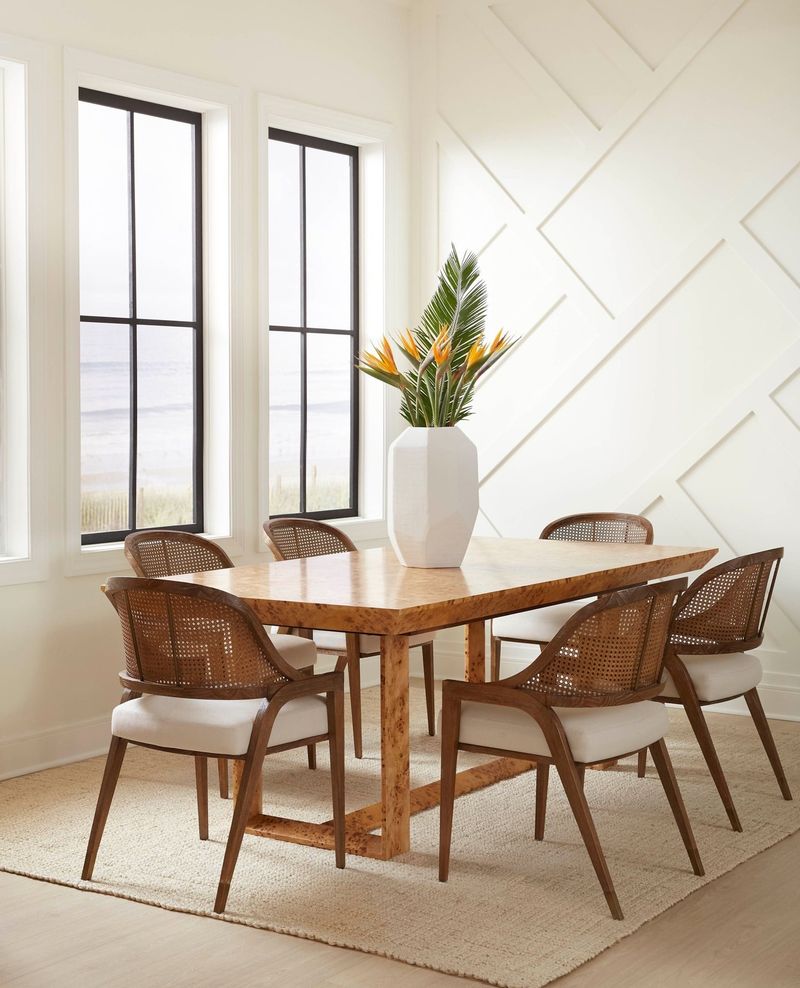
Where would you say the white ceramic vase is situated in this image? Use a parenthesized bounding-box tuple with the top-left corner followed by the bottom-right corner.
(387, 426, 479, 568)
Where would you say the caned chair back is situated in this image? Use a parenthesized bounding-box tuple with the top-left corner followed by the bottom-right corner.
(124, 530, 234, 578)
(104, 578, 296, 700)
(540, 512, 653, 545)
(669, 548, 783, 655)
(505, 578, 686, 706)
(264, 517, 356, 561)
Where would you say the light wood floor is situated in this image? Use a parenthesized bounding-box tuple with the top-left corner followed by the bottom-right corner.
(2, 711, 799, 988)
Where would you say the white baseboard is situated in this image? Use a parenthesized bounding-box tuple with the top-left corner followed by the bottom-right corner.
(0, 713, 110, 782)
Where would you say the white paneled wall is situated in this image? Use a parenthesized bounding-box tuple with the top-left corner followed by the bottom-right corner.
(413, 0, 800, 716)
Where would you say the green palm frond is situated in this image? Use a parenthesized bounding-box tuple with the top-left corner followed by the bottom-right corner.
(357, 245, 516, 427)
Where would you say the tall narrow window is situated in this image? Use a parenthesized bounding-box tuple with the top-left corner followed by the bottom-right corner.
(267, 129, 358, 519)
(78, 88, 203, 545)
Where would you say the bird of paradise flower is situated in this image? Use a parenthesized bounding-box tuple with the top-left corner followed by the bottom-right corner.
(357, 246, 517, 427)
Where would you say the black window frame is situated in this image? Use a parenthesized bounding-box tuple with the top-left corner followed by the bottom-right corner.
(267, 127, 359, 521)
(78, 87, 204, 546)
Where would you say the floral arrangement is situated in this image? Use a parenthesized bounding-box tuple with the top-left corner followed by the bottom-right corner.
(357, 246, 516, 427)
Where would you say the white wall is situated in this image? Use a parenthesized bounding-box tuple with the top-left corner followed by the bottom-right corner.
(2, 0, 798, 780)
(413, 0, 800, 718)
(0, 0, 411, 778)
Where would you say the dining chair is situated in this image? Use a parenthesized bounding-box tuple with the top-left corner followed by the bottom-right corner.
(264, 517, 438, 757)
(490, 512, 654, 681)
(439, 577, 703, 921)
(124, 530, 320, 793)
(637, 548, 791, 830)
(82, 577, 345, 914)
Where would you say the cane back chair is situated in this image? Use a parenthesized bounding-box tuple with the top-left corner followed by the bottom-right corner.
(265, 518, 439, 757)
(490, 512, 654, 681)
(83, 578, 345, 913)
(124, 530, 320, 792)
(637, 548, 791, 829)
(439, 577, 703, 921)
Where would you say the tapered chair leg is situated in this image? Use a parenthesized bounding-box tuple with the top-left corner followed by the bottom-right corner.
(214, 746, 267, 913)
(422, 642, 436, 736)
(535, 762, 549, 841)
(682, 693, 742, 832)
(195, 756, 209, 840)
(301, 665, 318, 770)
(438, 698, 461, 882)
(744, 688, 793, 800)
(552, 745, 623, 920)
(490, 637, 502, 682)
(649, 738, 704, 876)
(328, 691, 346, 869)
(82, 736, 128, 881)
(346, 635, 364, 759)
(637, 749, 647, 778)
(217, 757, 229, 799)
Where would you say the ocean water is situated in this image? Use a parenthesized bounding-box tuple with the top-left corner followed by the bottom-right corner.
(80, 326, 353, 505)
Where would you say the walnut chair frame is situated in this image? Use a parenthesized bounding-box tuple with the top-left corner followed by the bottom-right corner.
(637, 548, 791, 830)
(125, 530, 319, 794)
(82, 577, 345, 914)
(490, 512, 654, 681)
(265, 517, 437, 757)
(440, 578, 703, 921)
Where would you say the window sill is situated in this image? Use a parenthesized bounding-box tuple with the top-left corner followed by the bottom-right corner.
(258, 514, 388, 553)
(333, 515, 388, 545)
(64, 532, 245, 578)
(0, 554, 48, 587)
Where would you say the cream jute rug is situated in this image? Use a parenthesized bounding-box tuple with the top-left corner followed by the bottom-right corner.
(0, 685, 798, 988)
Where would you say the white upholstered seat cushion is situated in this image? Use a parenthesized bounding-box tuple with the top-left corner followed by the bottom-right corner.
(446, 699, 668, 764)
(313, 630, 435, 654)
(492, 601, 585, 644)
(268, 633, 317, 669)
(660, 652, 762, 702)
(111, 693, 328, 756)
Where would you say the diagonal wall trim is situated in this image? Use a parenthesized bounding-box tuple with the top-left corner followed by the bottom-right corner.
(457, 0, 599, 140)
(421, 0, 800, 716)
(475, 222, 509, 261)
(726, 222, 800, 324)
(535, 0, 748, 229)
(478, 240, 726, 483)
(475, 294, 567, 390)
(435, 117, 614, 325)
(571, 0, 653, 81)
(772, 369, 800, 430)
(436, 115, 527, 215)
(582, 0, 661, 71)
(478, 155, 800, 481)
(620, 339, 800, 519)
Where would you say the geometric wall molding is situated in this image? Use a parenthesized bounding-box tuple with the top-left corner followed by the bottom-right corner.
(418, 0, 800, 715)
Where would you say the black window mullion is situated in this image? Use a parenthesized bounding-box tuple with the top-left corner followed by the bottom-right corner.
(299, 144, 308, 515)
(127, 108, 139, 534)
(349, 152, 359, 520)
(191, 114, 204, 532)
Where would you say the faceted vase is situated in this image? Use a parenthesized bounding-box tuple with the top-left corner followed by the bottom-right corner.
(387, 426, 479, 568)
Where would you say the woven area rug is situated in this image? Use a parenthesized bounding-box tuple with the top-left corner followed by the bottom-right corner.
(0, 685, 798, 988)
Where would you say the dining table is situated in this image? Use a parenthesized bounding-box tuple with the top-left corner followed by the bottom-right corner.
(168, 536, 717, 861)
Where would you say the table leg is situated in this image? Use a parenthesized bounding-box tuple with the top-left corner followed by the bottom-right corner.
(465, 620, 486, 682)
(380, 634, 410, 857)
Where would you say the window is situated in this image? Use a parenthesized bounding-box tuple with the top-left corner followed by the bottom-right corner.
(267, 128, 358, 519)
(0, 53, 33, 569)
(78, 88, 203, 545)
